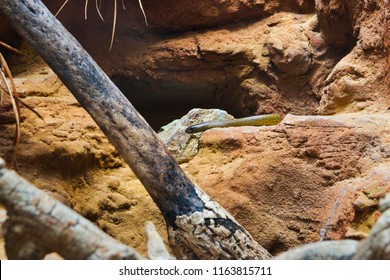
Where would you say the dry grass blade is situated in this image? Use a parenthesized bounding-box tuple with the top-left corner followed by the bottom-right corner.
(56, 1, 148, 51)
(0, 53, 20, 165)
(0, 83, 44, 121)
(95, 0, 105, 21)
(55, 0, 70, 17)
(0, 41, 27, 57)
(85, 0, 89, 20)
(138, 0, 148, 27)
(0, 53, 18, 99)
(17, 98, 44, 121)
(109, 0, 117, 51)
(14, 94, 45, 121)
(0, 42, 44, 167)
(108, 0, 148, 51)
(0, 42, 43, 121)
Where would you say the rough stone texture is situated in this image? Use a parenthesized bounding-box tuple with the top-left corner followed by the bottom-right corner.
(39, 1, 388, 129)
(184, 113, 390, 255)
(89, 12, 346, 128)
(44, 0, 315, 33)
(0, 0, 389, 259)
(38, 2, 352, 129)
(158, 108, 234, 163)
(352, 192, 390, 259)
(0, 63, 168, 257)
(316, 0, 390, 114)
(0, 161, 144, 260)
(1, 58, 389, 258)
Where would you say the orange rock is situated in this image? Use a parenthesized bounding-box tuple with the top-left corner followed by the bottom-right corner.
(185, 113, 390, 255)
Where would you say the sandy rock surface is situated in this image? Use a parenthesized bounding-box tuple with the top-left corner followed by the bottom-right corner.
(67, 12, 339, 127)
(41, 0, 389, 129)
(0, 0, 389, 259)
(158, 108, 234, 163)
(0, 64, 168, 258)
(184, 113, 390, 254)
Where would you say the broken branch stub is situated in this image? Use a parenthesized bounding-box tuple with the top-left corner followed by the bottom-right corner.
(0, 0, 271, 259)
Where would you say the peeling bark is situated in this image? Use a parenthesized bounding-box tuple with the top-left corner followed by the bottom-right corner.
(0, 0, 271, 259)
(169, 187, 272, 259)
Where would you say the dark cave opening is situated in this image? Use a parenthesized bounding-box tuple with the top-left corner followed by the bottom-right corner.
(111, 74, 225, 130)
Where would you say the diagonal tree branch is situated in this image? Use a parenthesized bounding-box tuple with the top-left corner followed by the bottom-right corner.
(0, 0, 271, 259)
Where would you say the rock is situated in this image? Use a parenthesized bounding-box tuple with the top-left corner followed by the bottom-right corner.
(158, 108, 234, 163)
(13, 1, 390, 127)
(266, 26, 312, 77)
(353, 193, 378, 212)
(318, 50, 389, 114)
(43, 0, 315, 33)
(1, 0, 389, 259)
(344, 227, 369, 240)
(352, 193, 390, 259)
(87, 12, 333, 127)
(28, 10, 336, 128)
(4, 64, 389, 255)
(184, 113, 390, 255)
(316, 0, 390, 114)
(1, 61, 389, 257)
(0, 64, 168, 257)
(323, 165, 389, 241)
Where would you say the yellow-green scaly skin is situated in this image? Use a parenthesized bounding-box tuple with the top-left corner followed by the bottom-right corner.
(185, 114, 282, 133)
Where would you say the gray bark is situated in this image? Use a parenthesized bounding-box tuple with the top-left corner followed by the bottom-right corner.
(0, 157, 144, 260)
(0, 0, 271, 259)
(275, 240, 359, 260)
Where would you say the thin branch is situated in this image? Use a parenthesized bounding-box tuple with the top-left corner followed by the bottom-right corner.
(54, 0, 70, 17)
(84, 0, 89, 20)
(138, 0, 148, 26)
(0, 54, 20, 165)
(0, 41, 27, 56)
(95, 0, 105, 21)
(109, 0, 117, 51)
